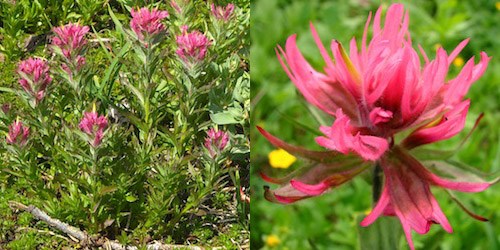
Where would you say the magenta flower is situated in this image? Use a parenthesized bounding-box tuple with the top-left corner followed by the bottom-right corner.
(6, 119, 29, 146)
(79, 110, 108, 147)
(18, 58, 52, 102)
(130, 7, 169, 41)
(52, 23, 89, 70)
(259, 4, 493, 250)
(176, 27, 211, 67)
(204, 128, 229, 157)
(211, 3, 235, 21)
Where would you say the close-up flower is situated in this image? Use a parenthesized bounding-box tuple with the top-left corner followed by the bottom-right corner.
(17, 58, 52, 102)
(258, 3, 495, 250)
(130, 7, 169, 41)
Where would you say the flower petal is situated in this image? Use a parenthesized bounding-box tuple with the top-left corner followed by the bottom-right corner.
(276, 35, 359, 119)
(315, 109, 388, 161)
(395, 146, 492, 192)
(290, 165, 367, 195)
(364, 154, 454, 250)
(264, 160, 365, 203)
(360, 183, 391, 227)
(402, 100, 470, 149)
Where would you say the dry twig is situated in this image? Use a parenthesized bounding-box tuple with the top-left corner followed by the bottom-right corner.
(8, 201, 205, 250)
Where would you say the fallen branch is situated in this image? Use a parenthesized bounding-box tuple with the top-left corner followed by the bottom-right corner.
(8, 201, 205, 250)
(8, 201, 88, 243)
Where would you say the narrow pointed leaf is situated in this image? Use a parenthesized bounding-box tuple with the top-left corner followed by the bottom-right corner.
(257, 126, 346, 162)
(445, 189, 489, 222)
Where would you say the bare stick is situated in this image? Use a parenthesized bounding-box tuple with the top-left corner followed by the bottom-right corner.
(9, 201, 204, 250)
(8, 201, 88, 243)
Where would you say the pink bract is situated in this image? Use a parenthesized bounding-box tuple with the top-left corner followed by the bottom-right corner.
(176, 28, 211, 66)
(130, 7, 169, 41)
(6, 120, 30, 146)
(211, 3, 235, 21)
(204, 128, 229, 157)
(260, 4, 493, 250)
(276, 5, 489, 161)
(52, 23, 89, 65)
(79, 111, 108, 147)
(18, 58, 52, 102)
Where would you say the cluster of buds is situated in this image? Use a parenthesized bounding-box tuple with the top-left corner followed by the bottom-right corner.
(204, 128, 229, 158)
(17, 58, 52, 103)
(79, 106, 108, 148)
(6, 119, 30, 147)
(211, 3, 235, 22)
(52, 23, 89, 72)
(176, 25, 211, 68)
(130, 7, 169, 43)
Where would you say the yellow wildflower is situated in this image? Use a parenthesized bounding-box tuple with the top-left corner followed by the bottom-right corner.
(453, 56, 464, 68)
(496, 2, 500, 11)
(265, 234, 281, 248)
(364, 208, 372, 215)
(268, 148, 296, 169)
(433, 43, 441, 51)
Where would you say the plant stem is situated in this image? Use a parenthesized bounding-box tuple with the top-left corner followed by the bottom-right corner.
(372, 162, 383, 204)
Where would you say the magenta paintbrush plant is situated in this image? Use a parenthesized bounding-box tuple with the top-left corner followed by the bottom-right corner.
(130, 7, 169, 42)
(17, 58, 52, 103)
(79, 109, 108, 148)
(259, 3, 495, 250)
(176, 26, 211, 68)
(204, 128, 229, 158)
(52, 23, 89, 70)
(6, 119, 29, 146)
(211, 3, 235, 22)
(1, 0, 249, 245)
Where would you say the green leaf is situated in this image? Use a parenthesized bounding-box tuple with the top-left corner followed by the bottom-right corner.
(210, 112, 240, 125)
(423, 160, 499, 184)
(357, 215, 403, 250)
(125, 194, 138, 203)
(107, 4, 123, 33)
(99, 185, 118, 196)
(0, 87, 16, 93)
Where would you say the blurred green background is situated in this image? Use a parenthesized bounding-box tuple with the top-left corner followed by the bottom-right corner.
(250, 0, 500, 249)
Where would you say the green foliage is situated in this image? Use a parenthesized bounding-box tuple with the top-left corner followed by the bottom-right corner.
(251, 0, 500, 249)
(1, 0, 249, 248)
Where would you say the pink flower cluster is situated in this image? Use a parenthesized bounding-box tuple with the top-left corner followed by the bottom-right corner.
(260, 4, 492, 250)
(79, 111, 108, 147)
(6, 119, 30, 146)
(18, 58, 52, 102)
(130, 7, 169, 41)
(52, 23, 89, 70)
(211, 3, 235, 21)
(204, 128, 229, 157)
(176, 26, 211, 66)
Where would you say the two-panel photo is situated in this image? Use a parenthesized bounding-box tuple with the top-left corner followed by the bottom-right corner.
(0, 0, 498, 249)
